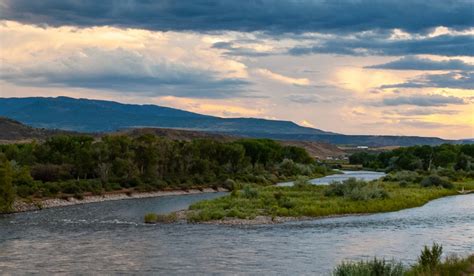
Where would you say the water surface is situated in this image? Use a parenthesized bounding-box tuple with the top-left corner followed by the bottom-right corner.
(277, 170, 386, 186)
(1, 174, 473, 274)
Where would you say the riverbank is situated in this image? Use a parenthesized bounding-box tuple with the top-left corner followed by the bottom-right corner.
(11, 188, 228, 213)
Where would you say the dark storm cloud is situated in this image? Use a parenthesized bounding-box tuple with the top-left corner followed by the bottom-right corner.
(366, 56, 474, 71)
(288, 34, 474, 57)
(381, 95, 466, 107)
(380, 72, 474, 90)
(1, 0, 473, 34)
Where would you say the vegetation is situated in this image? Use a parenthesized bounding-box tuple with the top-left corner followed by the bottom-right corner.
(186, 178, 474, 222)
(144, 212, 178, 224)
(0, 134, 329, 212)
(349, 144, 474, 174)
(333, 258, 405, 276)
(333, 243, 474, 276)
(0, 154, 15, 212)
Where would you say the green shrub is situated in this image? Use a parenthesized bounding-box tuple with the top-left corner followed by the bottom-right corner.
(325, 178, 389, 201)
(333, 258, 405, 276)
(242, 185, 258, 198)
(155, 213, 178, 223)
(420, 175, 453, 189)
(294, 176, 311, 188)
(417, 243, 443, 271)
(384, 170, 420, 183)
(144, 213, 158, 223)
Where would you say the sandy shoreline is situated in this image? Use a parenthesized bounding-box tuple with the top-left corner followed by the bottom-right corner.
(12, 188, 228, 213)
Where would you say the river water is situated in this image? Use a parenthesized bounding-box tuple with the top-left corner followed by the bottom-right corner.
(277, 170, 387, 186)
(1, 172, 473, 275)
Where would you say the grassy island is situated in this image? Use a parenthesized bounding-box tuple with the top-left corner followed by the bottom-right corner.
(181, 177, 474, 223)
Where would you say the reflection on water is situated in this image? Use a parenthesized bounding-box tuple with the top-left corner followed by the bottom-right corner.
(277, 170, 386, 186)
(0, 187, 473, 274)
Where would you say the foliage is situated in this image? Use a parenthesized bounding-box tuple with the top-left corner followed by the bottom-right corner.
(144, 213, 158, 223)
(419, 175, 453, 189)
(0, 135, 328, 204)
(144, 212, 178, 224)
(0, 154, 15, 213)
(333, 245, 474, 276)
(349, 144, 474, 173)
(325, 178, 389, 201)
(417, 243, 443, 271)
(333, 258, 405, 276)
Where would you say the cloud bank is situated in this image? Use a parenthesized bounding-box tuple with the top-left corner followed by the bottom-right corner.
(1, 0, 473, 34)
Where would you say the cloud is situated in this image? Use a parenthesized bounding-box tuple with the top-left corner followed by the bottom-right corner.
(387, 108, 460, 116)
(288, 34, 474, 57)
(1, 0, 473, 34)
(287, 94, 320, 104)
(299, 120, 315, 128)
(398, 120, 457, 129)
(380, 72, 474, 90)
(366, 56, 474, 71)
(381, 94, 466, 106)
(212, 41, 274, 57)
(0, 47, 251, 98)
(255, 69, 310, 86)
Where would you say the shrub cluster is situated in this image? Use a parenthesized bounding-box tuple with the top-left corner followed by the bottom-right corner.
(325, 178, 389, 201)
(420, 175, 453, 189)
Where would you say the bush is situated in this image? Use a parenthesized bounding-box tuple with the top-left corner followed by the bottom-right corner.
(325, 178, 389, 201)
(417, 243, 443, 271)
(242, 185, 259, 198)
(223, 179, 237, 190)
(333, 258, 405, 276)
(155, 213, 178, 223)
(420, 175, 453, 189)
(384, 170, 420, 183)
(144, 213, 158, 223)
(294, 176, 312, 188)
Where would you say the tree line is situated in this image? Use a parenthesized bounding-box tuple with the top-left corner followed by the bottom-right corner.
(0, 134, 326, 212)
(349, 144, 474, 172)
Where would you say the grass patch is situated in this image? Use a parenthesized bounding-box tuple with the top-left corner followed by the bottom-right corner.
(144, 212, 178, 224)
(187, 178, 474, 222)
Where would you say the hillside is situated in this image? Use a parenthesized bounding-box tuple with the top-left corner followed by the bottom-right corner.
(0, 97, 455, 146)
(0, 97, 329, 135)
(0, 117, 75, 143)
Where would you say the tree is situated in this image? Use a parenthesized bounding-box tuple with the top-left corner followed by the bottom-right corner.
(0, 154, 15, 213)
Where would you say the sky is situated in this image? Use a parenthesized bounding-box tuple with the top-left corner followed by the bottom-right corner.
(0, 0, 473, 139)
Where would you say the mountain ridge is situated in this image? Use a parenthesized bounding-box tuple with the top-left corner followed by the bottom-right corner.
(0, 96, 457, 146)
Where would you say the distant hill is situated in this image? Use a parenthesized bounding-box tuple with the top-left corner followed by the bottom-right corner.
(0, 96, 455, 146)
(0, 96, 329, 135)
(0, 117, 76, 143)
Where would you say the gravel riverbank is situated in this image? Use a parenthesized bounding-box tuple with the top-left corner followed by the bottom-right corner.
(12, 188, 228, 213)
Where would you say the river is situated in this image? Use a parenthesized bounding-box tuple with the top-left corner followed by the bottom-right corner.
(0, 172, 473, 275)
(277, 170, 387, 186)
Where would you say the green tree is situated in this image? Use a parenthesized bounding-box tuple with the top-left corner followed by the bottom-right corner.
(0, 155, 15, 213)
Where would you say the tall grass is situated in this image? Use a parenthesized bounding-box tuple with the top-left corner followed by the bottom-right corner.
(333, 244, 474, 276)
(333, 258, 405, 276)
